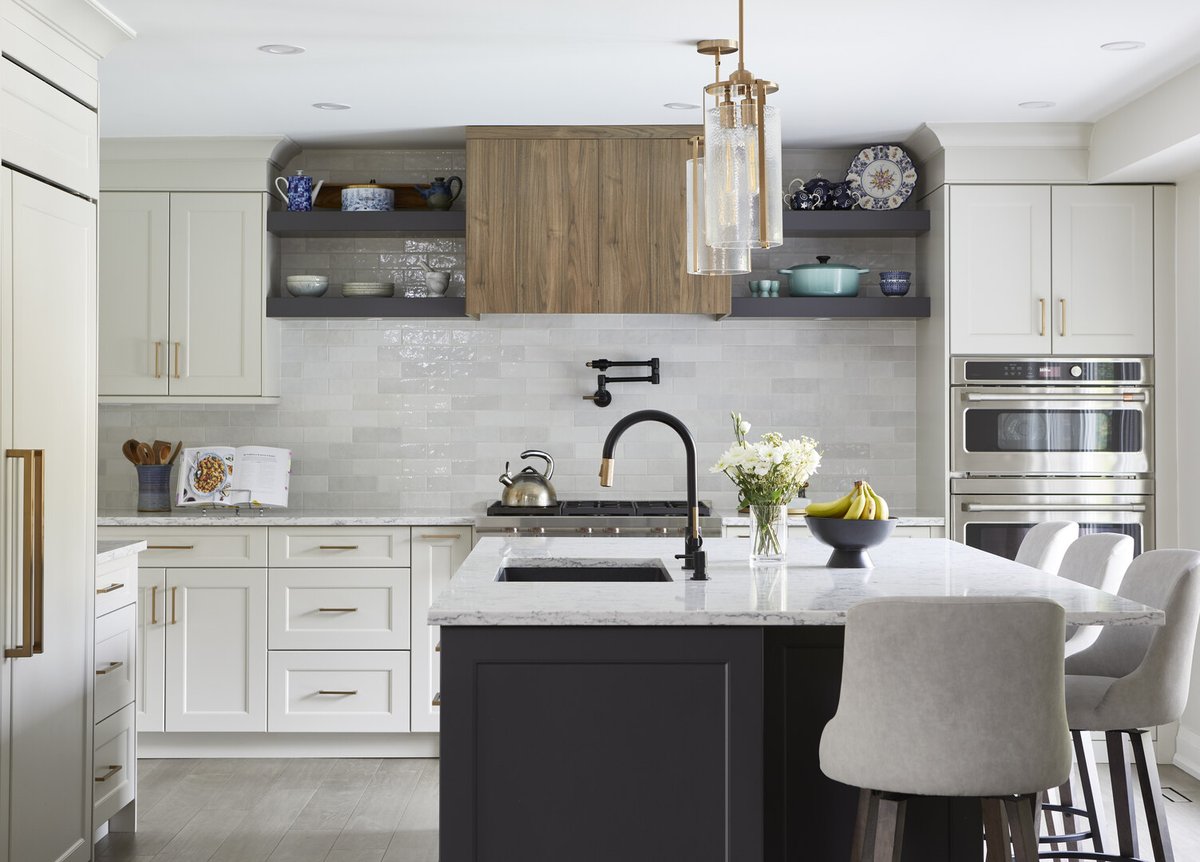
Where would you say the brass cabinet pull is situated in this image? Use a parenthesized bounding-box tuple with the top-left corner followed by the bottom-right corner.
(150, 584, 158, 625)
(317, 607, 358, 613)
(153, 340, 162, 378)
(4, 450, 43, 659)
(96, 582, 124, 594)
(435, 640, 441, 652)
(318, 545, 359, 550)
(148, 544, 194, 550)
(95, 765, 123, 783)
(317, 689, 358, 696)
(1060, 298, 1067, 336)
(420, 534, 462, 540)
(1038, 299, 1046, 337)
(432, 692, 441, 706)
(96, 661, 124, 676)
(171, 586, 178, 624)
(173, 341, 181, 379)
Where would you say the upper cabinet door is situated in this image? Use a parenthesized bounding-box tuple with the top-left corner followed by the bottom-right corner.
(99, 192, 170, 396)
(949, 185, 1052, 355)
(1051, 186, 1154, 355)
(168, 193, 263, 395)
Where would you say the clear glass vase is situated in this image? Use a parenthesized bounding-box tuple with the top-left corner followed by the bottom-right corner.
(749, 503, 788, 565)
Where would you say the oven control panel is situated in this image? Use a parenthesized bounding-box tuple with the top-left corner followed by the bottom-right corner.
(953, 358, 1150, 386)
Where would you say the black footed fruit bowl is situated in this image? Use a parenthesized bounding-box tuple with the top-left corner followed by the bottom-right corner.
(805, 516, 898, 568)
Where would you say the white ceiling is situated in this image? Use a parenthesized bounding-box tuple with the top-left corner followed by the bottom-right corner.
(97, 0, 1200, 148)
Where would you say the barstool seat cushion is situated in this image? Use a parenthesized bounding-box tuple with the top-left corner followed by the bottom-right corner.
(819, 597, 1072, 798)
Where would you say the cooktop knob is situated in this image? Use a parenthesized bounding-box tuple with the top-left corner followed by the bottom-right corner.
(1070, 364, 1083, 378)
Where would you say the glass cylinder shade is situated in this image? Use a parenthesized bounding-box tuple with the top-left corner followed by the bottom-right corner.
(755, 103, 783, 249)
(686, 156, 751, 275)
(703, 100, 754, 249)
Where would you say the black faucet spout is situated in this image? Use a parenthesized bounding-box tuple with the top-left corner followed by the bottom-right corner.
(600, 410, 707, 580)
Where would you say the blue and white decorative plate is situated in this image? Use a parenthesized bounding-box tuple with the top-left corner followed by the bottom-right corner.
(846, 145, 917, 210)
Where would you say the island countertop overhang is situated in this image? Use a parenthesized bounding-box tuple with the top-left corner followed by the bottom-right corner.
(428, 536, 1162, 627)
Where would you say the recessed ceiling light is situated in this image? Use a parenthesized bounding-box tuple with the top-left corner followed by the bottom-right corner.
(663, 102, 701, 110)
(258, 43, 305, 55)
(312, 102, 351, 111)
(1019, 100, 1056, 109)
(1101, 40, 1146, 51)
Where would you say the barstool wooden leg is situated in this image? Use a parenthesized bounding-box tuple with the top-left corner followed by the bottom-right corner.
(982, 799, 1009, 862)
(1074, 729, 1106, 853)
(1130, 729, 1175, 862)
(1106, 730, 1140, 858)
(874, 794, 906, 862)
(1043, 786, 1063, 853)
(1005, 794, 1039, 862)
(1058, 774, 1079, 850)
(852, 788, 879, 862)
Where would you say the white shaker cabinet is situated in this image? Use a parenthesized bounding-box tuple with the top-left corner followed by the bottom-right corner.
(949, 184, 1155, 356)
(410, 528, 473, 732)
(1051, 185, 1154, 355)
(164, 568, 267, 732)
(949, 185, 1052, 355)
(136, 568, 167, 732)
(99, 191, 277, 400)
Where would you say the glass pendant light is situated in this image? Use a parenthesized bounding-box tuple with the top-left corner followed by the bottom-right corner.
(686, 142, 750, 275)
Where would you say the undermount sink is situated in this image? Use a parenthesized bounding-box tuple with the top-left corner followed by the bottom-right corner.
(496, 558, 673, 583)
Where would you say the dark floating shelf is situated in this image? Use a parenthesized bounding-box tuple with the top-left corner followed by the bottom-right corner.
(727, 296, 931, 319)
(266, 296, 468, 319)
(267, 210, 465, 237)
(779, 209, 930, 238)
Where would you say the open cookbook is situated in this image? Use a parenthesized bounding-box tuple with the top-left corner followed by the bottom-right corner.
(176, 446, 291, 508)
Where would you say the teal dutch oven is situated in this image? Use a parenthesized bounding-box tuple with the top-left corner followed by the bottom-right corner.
(778, 255, 869, 297)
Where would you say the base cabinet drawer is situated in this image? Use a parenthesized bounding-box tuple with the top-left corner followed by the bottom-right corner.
(96, 557, 137, 618)
(268, 568, 411, 650)
(99, 527, 267, 567)
(94, 703, 136, 825)
(268, 527, 411, 567)
(268, 651, 411, 733)
(95, 603, 136, 722)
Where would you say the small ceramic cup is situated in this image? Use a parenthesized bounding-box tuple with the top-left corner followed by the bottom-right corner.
(423, 271, 451, 296)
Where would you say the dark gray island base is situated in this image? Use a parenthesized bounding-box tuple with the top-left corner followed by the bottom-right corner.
(439, 625, 979, 862)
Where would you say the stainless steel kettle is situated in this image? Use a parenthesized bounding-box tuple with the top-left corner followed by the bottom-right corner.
(498, 450, 557, 507)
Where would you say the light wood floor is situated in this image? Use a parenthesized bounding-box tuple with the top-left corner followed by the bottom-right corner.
(96, 758, 1200, 861)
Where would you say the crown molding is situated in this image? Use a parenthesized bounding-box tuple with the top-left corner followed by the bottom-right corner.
(100, 136, 300, 191)
(7, 0, 133, 59)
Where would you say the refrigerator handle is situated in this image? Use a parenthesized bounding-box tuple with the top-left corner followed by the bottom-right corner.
(4, 450, 42, 659)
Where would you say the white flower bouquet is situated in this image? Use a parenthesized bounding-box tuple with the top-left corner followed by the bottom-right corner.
(711, 413, 821, 560)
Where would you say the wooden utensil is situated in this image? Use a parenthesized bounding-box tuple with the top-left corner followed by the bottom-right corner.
(168, 441, 183, 465)
(153, 440, 172, 465)
(136, 442, 153, 466)
(121, 439, 141, 466)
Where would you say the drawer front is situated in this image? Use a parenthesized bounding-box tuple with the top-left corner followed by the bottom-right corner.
(268, 527, 411, 567)
(96, 556, 137, 618)
(0, 59, 98, 198)
(268, 650, 410, 733)
(93, 703, 136, 825)
(268, 568, 411, 650)
(95, 603, 136, 722)
(99, 526, 267, 567)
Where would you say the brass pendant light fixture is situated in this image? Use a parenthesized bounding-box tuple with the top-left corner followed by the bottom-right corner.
(687, 0, 783, 276)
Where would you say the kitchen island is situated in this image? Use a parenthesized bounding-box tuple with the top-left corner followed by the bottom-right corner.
(430, 536, 1159, 862)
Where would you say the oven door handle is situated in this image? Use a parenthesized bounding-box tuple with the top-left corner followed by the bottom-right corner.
(962, 392, 1147, 404)
(962, 503, 1147, 513)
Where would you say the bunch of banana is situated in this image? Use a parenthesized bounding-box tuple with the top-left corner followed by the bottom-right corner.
(804, 480, 890, 521)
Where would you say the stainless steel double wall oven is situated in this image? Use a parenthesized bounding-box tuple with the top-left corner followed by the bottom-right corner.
(950, 357, 1154, 559)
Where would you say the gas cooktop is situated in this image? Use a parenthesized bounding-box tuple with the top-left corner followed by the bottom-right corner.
(486, 500, 712, 518)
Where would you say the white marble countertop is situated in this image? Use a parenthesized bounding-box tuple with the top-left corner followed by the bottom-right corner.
(96, 539, 147, 565)
(428, 537, 1160, 627)
(97, 510, 475, 527)
(721, 514, 944, 528)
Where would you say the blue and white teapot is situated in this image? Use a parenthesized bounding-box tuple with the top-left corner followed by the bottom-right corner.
(274, 170, 324, 212)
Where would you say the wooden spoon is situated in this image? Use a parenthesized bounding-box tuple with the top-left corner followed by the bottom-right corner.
(168, 441, 183, 465)
(136, 442, 153, 466)
(153, 440, 172, 465)
(121, 439, 141, 466)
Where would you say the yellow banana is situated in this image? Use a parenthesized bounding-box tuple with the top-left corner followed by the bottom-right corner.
(861, 495, 877, 520)
(843, 486, 868, 520)
(805, 486, 857, 518)
(863, 482, 890, 521)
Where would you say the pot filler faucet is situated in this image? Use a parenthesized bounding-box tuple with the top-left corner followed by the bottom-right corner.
(600, 410, 707, 580)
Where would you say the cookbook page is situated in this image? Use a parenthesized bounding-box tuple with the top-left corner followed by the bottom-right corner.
(176, 447, 237, 505)
(231, 446, 292, 508)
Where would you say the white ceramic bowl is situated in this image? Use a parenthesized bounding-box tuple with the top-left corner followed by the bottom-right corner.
(423, 271, 451, 296)
(285, 275, 329, 297)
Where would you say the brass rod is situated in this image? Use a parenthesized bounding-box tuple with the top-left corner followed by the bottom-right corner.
(1060, 298, 1067, 336)
(316, 607, 358, 613)
(737, 0, 745, 72)
(756, 81, 768, 248)
(148, 544, 194, 550)
(420, 534, 462, 540)
(31, 450, 43, 655)
(4, 450, 34, 658)
(151, 584, 158, 625)
(96, 582, 125, 594)
(95, 765, 123, 783)
(154, 341, 162, 379)
(318, 545, 360, 550)
(317, 690, 358, 696)
(96, 661, 124, 676)
(171, 586, 177, 624)
(691, 136, 701, 273)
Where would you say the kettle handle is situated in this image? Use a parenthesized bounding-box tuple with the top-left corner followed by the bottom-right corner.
(311, 179, 325, 202)
(273, 176, 290, 203)
(520, 449, 554, 480)
(498, 462, 514, 486)
(446, 175, 463, 205)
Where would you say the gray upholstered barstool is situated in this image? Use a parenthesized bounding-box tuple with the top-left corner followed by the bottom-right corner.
(819, 597, 1072, 862)
(1017, 521, 1081, 575)
(1059, 534, 1135, 658)
(1040, 549, 1200, 862)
